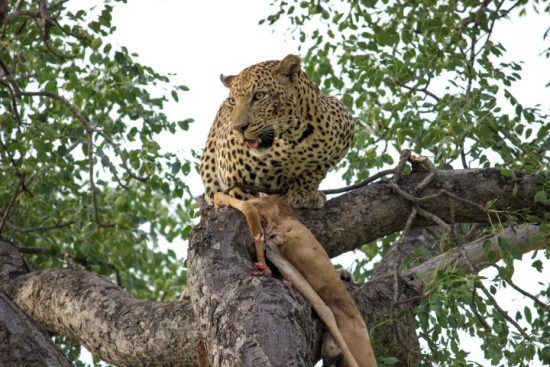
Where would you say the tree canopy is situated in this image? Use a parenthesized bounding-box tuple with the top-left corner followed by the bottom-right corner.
(0, 0, 194, 301)
(0, 0, 548, 366)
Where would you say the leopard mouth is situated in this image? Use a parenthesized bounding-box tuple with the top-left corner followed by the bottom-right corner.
(245, 127, 275, 150)
(245, 139, 259, 149)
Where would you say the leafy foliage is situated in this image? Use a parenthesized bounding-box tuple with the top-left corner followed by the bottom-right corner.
(264, 0, 549, 365)
(264, 0, 548, 176)
(0, 0, 191, 302)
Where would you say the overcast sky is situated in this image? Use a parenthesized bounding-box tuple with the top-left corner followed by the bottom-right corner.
(76, 1, 548, 365)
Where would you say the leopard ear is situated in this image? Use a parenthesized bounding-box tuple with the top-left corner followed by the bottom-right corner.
(275, 54, 301, 81)
(220, 74, 235, 88)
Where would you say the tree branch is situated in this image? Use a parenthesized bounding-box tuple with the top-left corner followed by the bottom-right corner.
(405, 224, 546, 278)
(295, 168, 544, 258)
(0, 240, 198, 367)
(0, 292, 72, 367)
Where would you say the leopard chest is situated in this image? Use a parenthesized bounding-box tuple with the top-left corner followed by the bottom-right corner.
(214, 139, 291, 191)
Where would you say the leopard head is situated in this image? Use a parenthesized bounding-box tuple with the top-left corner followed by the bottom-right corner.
(220, 54, 305, 156)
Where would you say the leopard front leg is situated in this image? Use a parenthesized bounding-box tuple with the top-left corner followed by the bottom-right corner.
(200, 154, 220, 206)
(284, 165, 329, 209)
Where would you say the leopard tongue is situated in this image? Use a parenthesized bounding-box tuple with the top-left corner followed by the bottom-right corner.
(246, 139, 259, 149)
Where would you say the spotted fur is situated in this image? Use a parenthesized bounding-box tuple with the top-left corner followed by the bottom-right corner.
(200, 55, 355, 209)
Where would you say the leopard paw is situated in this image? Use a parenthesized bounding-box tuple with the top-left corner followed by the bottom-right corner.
(285, 190, 326, 209)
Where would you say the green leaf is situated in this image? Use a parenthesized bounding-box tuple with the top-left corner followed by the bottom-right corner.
(171, 161, 181, 175)
(500, 168, 513, 178)
(380, 356, 399, 365)
(171, 90, 179, 102)
(534, 190, 549, 205)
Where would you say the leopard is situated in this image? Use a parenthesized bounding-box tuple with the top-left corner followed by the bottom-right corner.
(200, 54, 355, 209)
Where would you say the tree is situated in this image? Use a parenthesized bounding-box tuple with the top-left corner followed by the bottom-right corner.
(0, 1, 548, 366)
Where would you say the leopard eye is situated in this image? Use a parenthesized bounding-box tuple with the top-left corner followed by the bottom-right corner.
(227, 97, 236, 106)
(253, 92, 266, 101)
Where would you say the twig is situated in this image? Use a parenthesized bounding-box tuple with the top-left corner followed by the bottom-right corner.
(17, 90, 92, 132)
(3, 9, 39, 23)
(97, 147, 130, 191)
(7, 220, 74, 233)
(321, 168, 394, 195)
(460, 141, 468, 169)
(412, 156, 436, 193)
(38, 0, 74, 60)
(444, 190, 487, 212)
(392, 149, 412, 183)
(87, 133, 114, 228)
(460, 0, 492, 29)
(0, 175, 25, 236)
(389, 183, 486, 213)
(484, 264, 549, 311)
(387, 78, 441, 102)
(0, 79, 23, 126)
(0, 58, 22, 97)
(417, 208, 451, 233)
(95, 131, 150, 182)
(471, 284, 491, 331)
(476, 280, 530, 340)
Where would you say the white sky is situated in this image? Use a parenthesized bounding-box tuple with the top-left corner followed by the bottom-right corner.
(76, 1, 548, 365)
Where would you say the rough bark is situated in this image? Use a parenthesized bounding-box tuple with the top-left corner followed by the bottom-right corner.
(0, 291, 72, 367)
(371, 226, 447, 278)
(347, 277, 422, 364)
(0, 169, 546, 367)
(187, 205, 322, 366)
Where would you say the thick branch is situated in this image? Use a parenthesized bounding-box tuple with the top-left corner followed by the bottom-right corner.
(297, 169, 543, 257)
(0, 292, 72, 367)
(187, 209, 321, 366)
(406, 224, 546, 277)
(0, 241, 197, 367)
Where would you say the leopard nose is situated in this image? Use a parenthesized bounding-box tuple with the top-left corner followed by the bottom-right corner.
(234, 122, 249, 133)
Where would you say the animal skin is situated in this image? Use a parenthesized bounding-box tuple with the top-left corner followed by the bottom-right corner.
(200, 55, 355, 209)
(214, 192, 377, 367)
